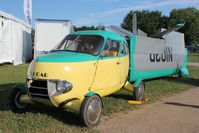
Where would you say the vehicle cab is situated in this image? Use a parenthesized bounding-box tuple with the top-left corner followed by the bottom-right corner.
(10, 30, 129, 126)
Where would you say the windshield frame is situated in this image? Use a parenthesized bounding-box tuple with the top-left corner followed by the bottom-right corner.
(52, 34, 105, 56)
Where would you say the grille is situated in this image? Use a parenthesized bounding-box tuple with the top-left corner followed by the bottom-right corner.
(28, 79, 49, 100)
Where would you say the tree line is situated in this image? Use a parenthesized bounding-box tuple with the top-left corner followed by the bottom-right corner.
(121, 7, 199, 46)
(32, 7, 199, 46)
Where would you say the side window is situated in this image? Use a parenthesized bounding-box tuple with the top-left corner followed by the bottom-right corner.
(121, 42, 128, 55)
(101, 39, 120, 57)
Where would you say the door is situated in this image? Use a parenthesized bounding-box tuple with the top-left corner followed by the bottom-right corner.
(90, 39, 123, 96)
(118, 42, 129, 83)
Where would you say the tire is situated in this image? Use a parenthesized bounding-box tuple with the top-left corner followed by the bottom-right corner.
(80, 95, 102, 127)
(133, 81, 145, 101)
(178, 70, 182, 78)
(9, 87, 29, 113)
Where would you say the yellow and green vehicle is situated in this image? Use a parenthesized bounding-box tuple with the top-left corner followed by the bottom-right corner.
(9, 30, 188, 126)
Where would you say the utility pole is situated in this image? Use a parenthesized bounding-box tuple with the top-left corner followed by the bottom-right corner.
(99, 23, 103, 31)
(132, 13, 137, 35)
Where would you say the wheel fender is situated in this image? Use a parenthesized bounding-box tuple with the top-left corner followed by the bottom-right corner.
(180, 67, 189, 76)
(85, 92, 104, 108)
(13, 84, 27, 94)
(134, 79, 143, 88)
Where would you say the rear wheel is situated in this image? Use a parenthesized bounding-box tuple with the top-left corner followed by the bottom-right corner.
(178, 70, 182, 78)
(133, 81, 145, 101)
(9, 87, 29, 113)
(80, 95, 102, 127)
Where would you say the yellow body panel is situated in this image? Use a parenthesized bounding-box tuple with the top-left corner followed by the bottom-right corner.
(91, 57, 121, 96)
(27, 55, 129, 112)
(91, 55, 129, 97)
(30, 61, 96, 112)
(183, 33, 185, 48)
(119, 55, 129, 83)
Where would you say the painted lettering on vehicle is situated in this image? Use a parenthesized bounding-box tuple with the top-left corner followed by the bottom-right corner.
(150, 47, 173, 62)
(32, 72, 48, 77)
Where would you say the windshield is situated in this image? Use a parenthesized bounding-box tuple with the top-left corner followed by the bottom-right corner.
(53, 35, 104, 56)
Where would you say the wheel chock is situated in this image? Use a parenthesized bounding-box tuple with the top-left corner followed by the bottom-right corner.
(128, 101, 142, 104)
(143, 98, 149, 102)
(128, 98, 149, 104)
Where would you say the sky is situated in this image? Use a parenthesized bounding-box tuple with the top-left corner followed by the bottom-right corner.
(1, 0, 199, 28)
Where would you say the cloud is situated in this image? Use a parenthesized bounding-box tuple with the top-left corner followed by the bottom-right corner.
(100, 0, 199, 16)
(74, 0, 199, 26)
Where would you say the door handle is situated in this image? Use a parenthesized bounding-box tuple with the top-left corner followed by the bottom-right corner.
(117, 62, 121, 65)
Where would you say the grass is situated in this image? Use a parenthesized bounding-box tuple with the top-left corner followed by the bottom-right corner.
(0, 64, 199, 133)
(188, 53, 199, 63)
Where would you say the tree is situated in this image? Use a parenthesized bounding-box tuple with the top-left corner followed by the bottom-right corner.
(121, 10, 167, 36)
(74, 25, 99, 31)
(121, 8, 199, 45)
(73, 24, 105, 32)
(169, 7, 199, 45)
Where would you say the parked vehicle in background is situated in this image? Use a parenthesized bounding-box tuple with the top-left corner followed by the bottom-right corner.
(186, 45, 197, 53)
(34, 19, 74, 58)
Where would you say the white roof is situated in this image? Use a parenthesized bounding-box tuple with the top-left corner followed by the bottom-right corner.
(0, 10, 31, 29)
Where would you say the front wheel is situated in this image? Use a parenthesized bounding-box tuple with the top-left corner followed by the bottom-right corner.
(80, 95, 102, 127)
(9, 87, 29, 113)
(133, 81, 145, 101)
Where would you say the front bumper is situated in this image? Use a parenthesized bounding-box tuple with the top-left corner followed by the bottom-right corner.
(22, 78, 81, 112)
(19, 94, 54, 107)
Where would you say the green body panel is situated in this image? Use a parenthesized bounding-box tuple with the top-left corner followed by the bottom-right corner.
(130, 68, 178, 82)
(37, 51, 99, 63)
(134, 79, 142, 88)
(71, 30, 126, 42)
(128, 35, 188, 82)
(13, 84, 27, 94)
(85, 92, 97, 97)
(85, 92, 104, 108)
(180, 49, 189, 76)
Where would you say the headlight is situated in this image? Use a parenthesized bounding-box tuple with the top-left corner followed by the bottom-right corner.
(56, 80, 72, 93)
(48, 79, 73, 96)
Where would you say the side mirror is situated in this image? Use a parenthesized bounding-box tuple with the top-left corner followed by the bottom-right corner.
(99, 54, 104, 59)
(120, 45, 124, 54)
(121, 49, 125, 54)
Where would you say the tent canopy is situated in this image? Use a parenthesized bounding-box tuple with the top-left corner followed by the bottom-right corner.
(0, 10, 32, 65)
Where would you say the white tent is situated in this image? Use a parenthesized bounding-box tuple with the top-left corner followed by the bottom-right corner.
(0, 11, 32, 65)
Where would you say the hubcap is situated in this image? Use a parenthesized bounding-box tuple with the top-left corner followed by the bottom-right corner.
(138, 83, 144, 100)
(87, 100, 101, 124)
(15, 92, 28, 109)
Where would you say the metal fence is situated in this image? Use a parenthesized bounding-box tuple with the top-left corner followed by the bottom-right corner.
(188, 53, 199, 63)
